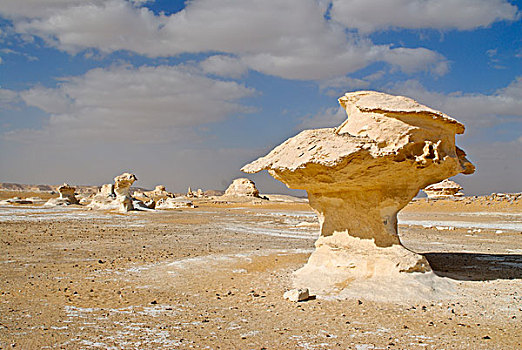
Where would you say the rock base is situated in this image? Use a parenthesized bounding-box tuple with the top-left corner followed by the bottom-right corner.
(293, 232, 455, 302)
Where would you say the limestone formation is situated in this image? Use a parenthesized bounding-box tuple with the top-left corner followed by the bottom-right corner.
(44, 183, 79, 206)
(155, 197, 195, 209)
(0, 197, 34, 205)
(242, 91, 475, 301)
(423, 179, 464, 199)
(144, 185, 175, 200)
(88, 173, 141, 212)
(187, 187, 195, 198)
(283, 288, 310, 302)
(224, 178, 260, 198)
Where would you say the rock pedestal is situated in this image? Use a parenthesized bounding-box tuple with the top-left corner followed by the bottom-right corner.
(113, 173, 137, 212)
(88, 173, 138, 212)
(242, 91, 474, 301)
(45, 183, 79, 206)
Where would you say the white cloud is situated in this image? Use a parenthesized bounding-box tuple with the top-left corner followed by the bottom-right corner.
(1, 0, 451, 80)
(297, 106, 347, 130)
(330, 0, 519, 33)
(0, 87, 19, 108)
(199, 55, 248, 79)
(8, 64, 255, 143)
(0, 0, 87, 18)
(390, 77, 522, 127)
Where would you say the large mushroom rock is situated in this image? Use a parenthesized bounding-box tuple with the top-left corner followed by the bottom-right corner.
(44, 183, 80, 206)
(224, 178, 261, 198)
(423, 179, 464, 199)
(242, 91, 475, 301)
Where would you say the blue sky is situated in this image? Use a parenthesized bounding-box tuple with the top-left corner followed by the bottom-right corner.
(0, 0, 521, 195)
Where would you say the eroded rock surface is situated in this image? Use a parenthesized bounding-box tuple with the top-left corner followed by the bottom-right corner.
(423, 179, 464, 199)
(242, 91, 475, 301)
(224, 178, 260, 198)
(44, 183, 79, 206)
(144, 185, 175, 200)
(88, 173, 140, 212)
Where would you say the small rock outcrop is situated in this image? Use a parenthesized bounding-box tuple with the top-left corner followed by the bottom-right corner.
(0, 197, 34, 205)
(44, 183, 80, 206)
(224, 178, 260, 198)
(155, 197, 195, 209)
(242, 91, 475, 301)
(423, 179, 464, 199)
(144, 185, 175, 200)
(283, 288, 310, 302)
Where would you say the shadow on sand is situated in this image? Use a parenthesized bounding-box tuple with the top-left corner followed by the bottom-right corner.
(424, 252, 522, 281)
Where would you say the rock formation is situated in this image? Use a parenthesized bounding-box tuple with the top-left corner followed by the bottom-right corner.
(423, 179, 464, 199)
(88, 173, 140, 212)
(242, 91, 475, 301)
(44, 183, 80, 206)
(224, 178, 260, 198)
(144, 185, 175, 200)
(155, 197, 195, 209)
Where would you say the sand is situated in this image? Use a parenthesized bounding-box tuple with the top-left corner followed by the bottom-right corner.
(0, 197, 521, 349)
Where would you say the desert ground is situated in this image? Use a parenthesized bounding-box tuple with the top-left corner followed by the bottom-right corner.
(0, 194, 521, 349)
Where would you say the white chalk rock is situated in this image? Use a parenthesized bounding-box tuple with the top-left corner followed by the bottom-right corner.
(45, 183, 79, 206)
(283, 288, 310, 302)
(224, 178, 260, 197)
(243, 91, 475, 301)
(155, 197, 195, 209)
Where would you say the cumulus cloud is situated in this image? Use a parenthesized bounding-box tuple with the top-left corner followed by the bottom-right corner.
(390, 77, 522, 127)
(330, 0, 519, 33)
(7, 64, 255, 143)
(0, 0, 453, 80)
(0, 87, 19, 108)
(297, 106, 347, 130)
(199, 55, 248, 79)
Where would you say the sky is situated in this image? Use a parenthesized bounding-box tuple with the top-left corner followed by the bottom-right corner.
(0, 0, 521, 196)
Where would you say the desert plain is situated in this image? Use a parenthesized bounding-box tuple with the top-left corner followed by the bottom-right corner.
(0, 191, 521, 349)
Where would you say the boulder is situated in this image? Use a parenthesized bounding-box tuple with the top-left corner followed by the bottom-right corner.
(242, 91, 474, 301)
(44, 183, 80, 206)
(224, 178, 260, 198)
(423, 179, 464, 199)
(283, 288, 310, 302)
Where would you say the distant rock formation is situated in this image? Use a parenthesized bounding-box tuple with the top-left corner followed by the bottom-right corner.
(0, 197, 34, 205)
(243, 91, 474, 301)
(156, 197, 195, 209)
(44, 183, 80, 206)
(89, 173, 142, 212)
(144, 185, 175, 200)
(423, 179, 464, 199)
(224, 178, 260, 198)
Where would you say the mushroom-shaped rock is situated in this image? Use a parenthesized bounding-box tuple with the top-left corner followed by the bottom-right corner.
(224, 178, 260, 198)
(423, 179, 464, 199)
(45, 183, 79, 206)
(88, 173, 141, 212)
(113, 173, 137, 212)
(242, 91, 475, 301)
